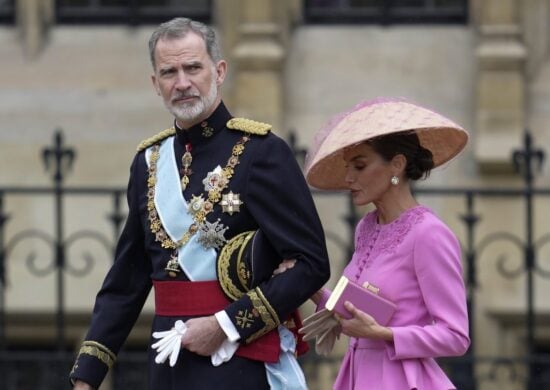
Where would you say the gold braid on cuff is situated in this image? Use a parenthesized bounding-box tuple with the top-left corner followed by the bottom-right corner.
(78, 341, 116, 369)
(245, 288, 280, 343)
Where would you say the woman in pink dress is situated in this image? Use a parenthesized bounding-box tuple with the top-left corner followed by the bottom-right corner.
(299, 98, 471, 389)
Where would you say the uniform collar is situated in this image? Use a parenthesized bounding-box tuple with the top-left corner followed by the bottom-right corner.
(175, 101, 232, 146)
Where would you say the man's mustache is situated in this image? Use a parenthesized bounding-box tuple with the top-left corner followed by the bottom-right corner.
(172, 92, 199, 100)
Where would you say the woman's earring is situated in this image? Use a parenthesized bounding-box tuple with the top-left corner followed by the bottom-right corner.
(391, 176, 399, 186)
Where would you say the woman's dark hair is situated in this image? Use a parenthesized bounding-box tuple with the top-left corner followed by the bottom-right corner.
(367, 131, 434, 180)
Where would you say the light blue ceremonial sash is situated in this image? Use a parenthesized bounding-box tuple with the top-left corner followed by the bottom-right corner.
(146, 138, 306, 388)
(145, 136, 217, 281)
(265, 326, 308, 390)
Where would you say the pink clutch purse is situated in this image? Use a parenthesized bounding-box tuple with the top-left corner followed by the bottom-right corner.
(325, 276, 397, 325)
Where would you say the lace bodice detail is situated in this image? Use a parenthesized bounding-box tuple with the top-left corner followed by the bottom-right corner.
(351, 206, 430, 278)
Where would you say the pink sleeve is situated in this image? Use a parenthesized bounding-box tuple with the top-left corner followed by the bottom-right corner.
(316, 288, 332, 312)
(388, 221, 470, 359)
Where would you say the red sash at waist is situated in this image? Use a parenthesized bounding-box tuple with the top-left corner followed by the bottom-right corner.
(154, 280, 230, 316)
(153, 280, 284, 362)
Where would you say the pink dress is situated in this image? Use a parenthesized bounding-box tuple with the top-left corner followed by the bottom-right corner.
(327, 206, 470, 390)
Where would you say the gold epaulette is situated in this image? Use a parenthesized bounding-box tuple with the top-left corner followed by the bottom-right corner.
(227, 118, 271, 136)
(136, 127, 176, 152)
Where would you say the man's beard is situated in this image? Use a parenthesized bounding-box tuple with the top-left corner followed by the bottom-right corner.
(167, 73, 218, 125)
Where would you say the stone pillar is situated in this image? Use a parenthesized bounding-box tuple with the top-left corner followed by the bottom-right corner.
(522, 0, 550, 80)
(473, 0, 527, 173)
(16, 0, 54, 58)
(216, 0, 291, 134)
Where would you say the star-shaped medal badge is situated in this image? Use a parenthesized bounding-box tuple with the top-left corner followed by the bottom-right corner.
(197, 219, 228, 250)
(202, 165, 224, 193)
(220, 192, 243, 215)
(187, 194, 205, 216)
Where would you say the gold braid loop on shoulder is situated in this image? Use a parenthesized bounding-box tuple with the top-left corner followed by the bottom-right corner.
(136, 127, 176, 152)
(227, 118, 271, 136)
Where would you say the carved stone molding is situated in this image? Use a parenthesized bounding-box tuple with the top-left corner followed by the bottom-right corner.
(473, 0, 527, 173)
(216, 0, 292, 133)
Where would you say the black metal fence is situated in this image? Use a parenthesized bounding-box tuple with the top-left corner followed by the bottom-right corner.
(0, 130, 549, 389)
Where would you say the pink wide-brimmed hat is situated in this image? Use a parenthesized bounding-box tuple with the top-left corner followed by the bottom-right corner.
(304, 97, 469, 190)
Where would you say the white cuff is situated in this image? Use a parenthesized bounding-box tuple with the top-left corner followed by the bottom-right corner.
(215, 311, 241, 343)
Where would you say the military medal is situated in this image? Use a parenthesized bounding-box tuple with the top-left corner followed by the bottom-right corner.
(203, 166, 225, 192)
(180, 143, 193, 190)
(188, 194, 205, 216)
(147, 133, 252, 277)
(165, 251, 181, 277)
(197, 219, 228, 250)
(220, 192, 243, 215)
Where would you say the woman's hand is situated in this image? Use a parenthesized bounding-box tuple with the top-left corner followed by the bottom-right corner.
(339, 301, 393, 341)
(272, 259, 296, 276)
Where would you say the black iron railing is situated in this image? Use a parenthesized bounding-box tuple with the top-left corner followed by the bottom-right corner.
(0, 129, 549, 389)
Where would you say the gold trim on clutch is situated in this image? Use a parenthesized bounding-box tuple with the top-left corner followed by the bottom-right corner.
(363, 281, 380, 295)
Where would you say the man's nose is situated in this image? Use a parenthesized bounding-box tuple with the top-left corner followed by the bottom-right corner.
(175, 71, 192, 90)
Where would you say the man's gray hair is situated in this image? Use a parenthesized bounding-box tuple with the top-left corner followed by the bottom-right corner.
(148, 17, 222, 69)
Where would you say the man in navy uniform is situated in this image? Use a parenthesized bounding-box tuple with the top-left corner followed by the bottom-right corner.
(70, 17, 330, 389)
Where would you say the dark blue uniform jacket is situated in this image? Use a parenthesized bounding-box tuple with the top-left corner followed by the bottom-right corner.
(69, 102, 330, 389)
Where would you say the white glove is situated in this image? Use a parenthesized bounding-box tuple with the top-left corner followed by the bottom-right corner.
(298, 309, 340, 356)
(151, 320, 187, 367)
(211, 339, 239, 366)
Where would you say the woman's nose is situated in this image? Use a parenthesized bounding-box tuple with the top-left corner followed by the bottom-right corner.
(344, 170, 354, 184)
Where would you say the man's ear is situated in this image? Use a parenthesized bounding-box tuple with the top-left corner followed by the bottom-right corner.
(215, 60, 227, 86)
(151, 73, 161, 96)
